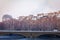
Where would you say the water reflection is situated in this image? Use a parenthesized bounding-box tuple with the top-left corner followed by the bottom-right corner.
(37, 34, 60, 39)
(0, 34, 60, 40)
(0, 38, 60, 40)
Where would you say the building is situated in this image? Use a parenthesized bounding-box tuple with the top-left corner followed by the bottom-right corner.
(2, 14, 12, 21)
(37, 13, 44, 19)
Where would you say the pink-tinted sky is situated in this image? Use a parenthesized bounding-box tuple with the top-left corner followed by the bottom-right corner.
(0, 0, 60, 21)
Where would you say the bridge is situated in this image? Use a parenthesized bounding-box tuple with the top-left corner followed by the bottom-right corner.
(0, 30, 60, 38)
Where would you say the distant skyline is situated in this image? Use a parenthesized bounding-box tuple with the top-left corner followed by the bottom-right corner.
(0, 0, 60, 21)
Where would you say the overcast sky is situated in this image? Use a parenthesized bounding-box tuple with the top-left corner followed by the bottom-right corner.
(0, 0, 60, 21)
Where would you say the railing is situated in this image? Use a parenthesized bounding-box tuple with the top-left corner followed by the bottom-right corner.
(0, 30, 59, 32)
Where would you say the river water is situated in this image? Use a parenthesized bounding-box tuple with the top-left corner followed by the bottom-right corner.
(0, 38, 60, 40)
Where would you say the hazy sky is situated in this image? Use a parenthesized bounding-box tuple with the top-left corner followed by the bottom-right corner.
(0, 0, 60, 21)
